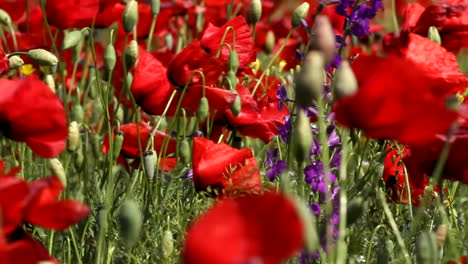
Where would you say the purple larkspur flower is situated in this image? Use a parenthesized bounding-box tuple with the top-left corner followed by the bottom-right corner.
(331, 54, 342, 68)
(310, 203, 321, 216)
(264, 149, 288, 181)
(335, 0, 355, 16)
(278, 116, 291, 143)
(182, 169, 193, 179)
(304, 160, 337, 193)
(330, 151, 341, 168)
(328, 130, 341, 148)
(276, 83, 293, 110)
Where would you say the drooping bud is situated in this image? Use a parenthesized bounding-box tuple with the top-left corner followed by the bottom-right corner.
(144, 150, 157, 180)
(179, 139, 191, 165)
(162, 230, 174, 258)
(346, 197, 364, 226)
(44, 74, 56, 93)
(310, 15, 336, 65)
(295, 51, 325, 106)
(265, 30, 275, 53)
(125, 40, 139, 69)
(291, 109, 312, 163)
(230, 94, 242, 117)
(291, 2, 309, 28)
(118, 199, 143, 248)
(49, 158, 66, 187)
(28, 49, 58, 66)
(435, 224, 447, 247)
(8, 56, 23, 69)
(249, 0, 262, 25)
(197, 97, 209, 122)
(228, 50, 239, 73)
(113, 131, 125, 161)
(416, 231, 438, 264)
(0, 9, 12, 26)
(63, 30, 82, 50)
(427, 26, 441, 45)
(122, 0, 139, 33)
(294, 199, 319, 253)
(151, 0, 160, 16)
(334, 60, 358, 99)
(104, 44, 116, 72)
(226, 70, 238, 89)
(68, 121, 80, 152)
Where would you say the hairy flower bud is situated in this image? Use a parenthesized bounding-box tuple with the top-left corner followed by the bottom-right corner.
(49, 158, 66, 187)
(197, 97, 209, 122)
(0, 9, 11, 26)
(428, 26, 441, 45)
(72, 104, 85, 124)
(113, 131, 125, 161)
(230, 94, 242, 117)
(295, 51, 325, 106)
(44, 74, 56, 93)
(265, 30, 275, 53)
(334, 60, 358, 99)
(122, 0, 139, 33)
(63, 30, 82, 50)
(104, 44, 116, 72)
(291, 109, 312, 163)
(292, 2, 309, 28)
(151, 0, 160, 16)
(228, 50, 239, 73)
(125, 40, 139, 69)
(8, 55, 23, 69)
(68, 121, 80, 152)
(179, 139, 191, 165)
(28, 49, 58, 66)
(249, 0, 262, 24)
(119, 199, 143, 248)
(144, 150, 157, 180)
(162, 229, 174, 258)
(310, 15, 336, 65)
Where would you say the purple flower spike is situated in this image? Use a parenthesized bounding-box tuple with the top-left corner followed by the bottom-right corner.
(264, 149, 288, 181)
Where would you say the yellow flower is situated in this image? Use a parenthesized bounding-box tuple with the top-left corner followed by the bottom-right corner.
(21, 64, 35, 76)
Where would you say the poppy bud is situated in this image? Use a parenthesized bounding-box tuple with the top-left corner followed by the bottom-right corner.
(115, 104, 124, 122)
(49, 158, 67, 187)
(416, 231, 438, 264)
(162, 230, 174, 258)
(68, 121, 80, 152)
(291, 2, 309, 28)
(291, 109, 312, 163)
(124, 72, 134, 93)
(8, 55, 23, 69)
(427, 26, 441, 45)
(249, 0, 262, 25)
(72, 104, 85, 124)
(122, 0, 139, 33)
(104, 44, 116, 72)
(294, 199, 319, 253)
(92, 134, 102, 159)
(151, 0, 160, 16)
(113, 131, 125, 161)
(179, 139, 191, 164)
(28, 49, 58, 66)
(346, 197, 364, 226)
(197, 97, 209, 122)
(334, 60, 358, 99)
(230, 94, 242, 117)
(435, 224, 447, 247)
(228, 50, 239, 73)
(44, 74, 56, 93)
(0, 9, 11, 26)
(295, 51, 325, 106)
(75, 144, 84, 171)
(265, 30, 275, 53)
(310, 15, 336, 65)
(119, 199, 143, 248)
(144, 150, 157, 180)
(226, 70, 238, 89)
(165, 33, 174, 50)
(63, 30, 82, 50)
(125, 40, 139, 69)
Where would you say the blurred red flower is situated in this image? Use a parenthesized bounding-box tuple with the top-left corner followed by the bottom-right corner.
(183, 191, 304, 264)
(45, 0, 99, 30)
(0, 76, 67, 158)
(192, 137, 262, 195)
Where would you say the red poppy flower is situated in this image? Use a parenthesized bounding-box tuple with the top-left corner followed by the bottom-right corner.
(0, 49, 9, 75)
(192, 137, 262, 195)
(224, 84, 289, 143)
(0, 76, 68, 158)
(382, 146, 431, 206)
(333, 54, 459, 146)
(45, 0, 99, 30)
(200, 16, 256, 67)
(448, 256, 467, 264)
(183, 191, 304, 264)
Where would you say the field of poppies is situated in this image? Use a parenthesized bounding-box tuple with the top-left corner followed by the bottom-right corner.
(0, 0, 467, 263)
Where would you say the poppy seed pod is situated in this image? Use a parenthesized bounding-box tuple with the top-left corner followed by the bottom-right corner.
(49, 158, 66, 187)
(104, 44, 116, 72)
(310, 15, 336, 65)
(63, 30, 82, 50)
(334, 60, 358, 99)
(125, 40, 139, 69)
(197, 97, 209, 122)
(45, 74, 56, 93)
(8, 55, 23, 69)
(122, 0, 139, 33)
(428, 26, 441, 45)
(112, 131, 125, 161)
(295, 51, 325, 106)
(292, 2, 309, 28)
(416, 231, 438, 264)
(162, 230, 174, 258)
(249, 0, 262, 25)
(68, 121, 80, 152)
(119, 199, 143, 248)
(28, 49, 58, 66)
(144, 150, 157, 180)
(291, 109, 312, 163)
(151, 0, 160, 16)
(0, 9, 11, 26)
